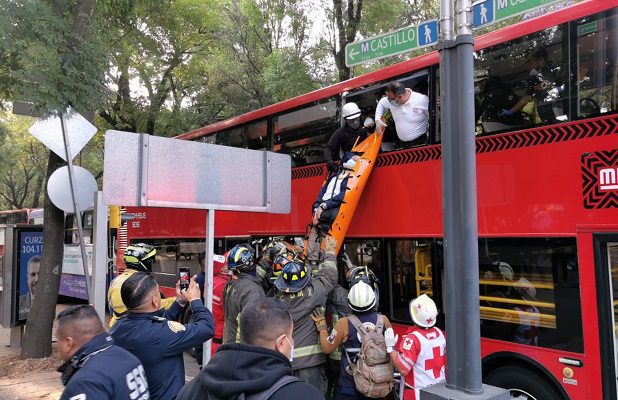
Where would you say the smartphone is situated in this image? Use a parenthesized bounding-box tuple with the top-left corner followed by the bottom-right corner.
(179, 267, 190, 290)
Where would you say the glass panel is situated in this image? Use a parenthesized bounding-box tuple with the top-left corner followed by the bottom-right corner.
(390, 239, 434, 323)
(273, 99, 338, 167)
(474, 25, 568, 135)
(478, 238, 583, 353)
(215, 119, 268, 150)
(575, 11, 617, 118)
(607, 242, 618, 391)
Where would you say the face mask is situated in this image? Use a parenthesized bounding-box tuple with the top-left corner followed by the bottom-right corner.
(284, 336, 294, 363)
(474, 86, 481, 95)
(343, 159, 357, 170)
(529, 68, 539, 77)
(347, 119, 360, 129)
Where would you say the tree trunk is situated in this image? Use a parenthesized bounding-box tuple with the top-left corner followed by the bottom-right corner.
(30, 174, 44, 209)
(20, 152, 65, 359)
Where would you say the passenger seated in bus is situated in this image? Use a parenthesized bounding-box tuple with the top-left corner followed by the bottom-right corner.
(306, 152, 359, 264)
(474, 70, 526, 131)
(375, 81, 429, 146)
(324, 102, 367, 173)
(498, 48, 564, 124)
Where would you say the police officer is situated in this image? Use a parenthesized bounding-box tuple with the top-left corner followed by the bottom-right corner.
(111, 271, 214, 400)
(107, 243, 175, 327)
(273, 236, 339, 394)
(56, 305, 150, 400)
(222, 244, 265, 343)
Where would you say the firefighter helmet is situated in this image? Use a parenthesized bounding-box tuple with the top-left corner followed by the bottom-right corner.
(123, 243, 156, 272)
(227, 244, 255, 272)
(275, 261, 310, 293)
(347, 281, 376, 312)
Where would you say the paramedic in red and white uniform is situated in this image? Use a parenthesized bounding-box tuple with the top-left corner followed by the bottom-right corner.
(384, 294, 446, 400)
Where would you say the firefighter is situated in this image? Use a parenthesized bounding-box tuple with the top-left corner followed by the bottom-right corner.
(385, 294, 446, 400)
(222, 244, 265, 343)
(107, 243, 175, 327)
(273, 236, 339, 394)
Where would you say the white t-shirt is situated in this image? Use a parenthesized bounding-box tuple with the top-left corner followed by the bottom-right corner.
(375, 88, 429, 141)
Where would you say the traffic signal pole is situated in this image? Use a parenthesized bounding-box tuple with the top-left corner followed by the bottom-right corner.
(420, 0, 508, 398)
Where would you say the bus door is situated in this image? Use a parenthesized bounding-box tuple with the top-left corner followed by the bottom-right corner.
(593, 233, 618, 400)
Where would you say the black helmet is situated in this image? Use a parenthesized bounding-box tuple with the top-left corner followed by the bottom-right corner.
(275, 261, 311, 293)
(227, 244, 255, 272)
(124, 243, 156, 272)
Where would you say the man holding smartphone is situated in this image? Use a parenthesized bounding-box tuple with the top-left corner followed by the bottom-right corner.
(111, 272, 214, 400)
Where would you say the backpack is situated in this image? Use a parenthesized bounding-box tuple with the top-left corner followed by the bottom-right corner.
(346, 314, 395, 398)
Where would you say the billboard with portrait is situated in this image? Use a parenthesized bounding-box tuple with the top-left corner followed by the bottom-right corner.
(14, 227, 43, 324)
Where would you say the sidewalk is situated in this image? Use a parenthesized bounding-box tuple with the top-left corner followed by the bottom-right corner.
(0, 318, 201, 399)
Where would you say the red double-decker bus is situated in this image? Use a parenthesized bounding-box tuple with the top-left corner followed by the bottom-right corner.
(117, 2, 617, 398)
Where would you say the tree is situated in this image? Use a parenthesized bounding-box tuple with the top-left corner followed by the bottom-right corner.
(0, 0, 106, 359)
(0, 111, 48, 210)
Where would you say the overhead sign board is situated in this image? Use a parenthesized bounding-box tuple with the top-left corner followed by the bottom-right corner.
(103, 130, 291, 213)
(473, 0, 563, 29)
(345, 20, 438, 67)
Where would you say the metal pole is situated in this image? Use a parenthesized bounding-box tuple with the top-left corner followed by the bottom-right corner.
(92, 192, 108, 322)
(454, 0, 482, 393)
(202, 209, 215, 365)
(60, 113, 92, 303)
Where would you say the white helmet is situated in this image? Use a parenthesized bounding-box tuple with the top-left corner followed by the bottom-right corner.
(514, 278, 536, 299)
(341, 102, 361, 120)
(409, 294, 438, 328)
(348, 281, 376, 312)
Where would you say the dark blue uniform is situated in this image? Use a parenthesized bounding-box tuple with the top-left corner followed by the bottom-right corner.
(111, 300, 214, 400)
(58, 332, 150, 400)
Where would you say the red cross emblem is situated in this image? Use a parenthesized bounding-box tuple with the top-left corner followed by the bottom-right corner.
(425, 317, 434, 325)
(424, 346, 445, 379)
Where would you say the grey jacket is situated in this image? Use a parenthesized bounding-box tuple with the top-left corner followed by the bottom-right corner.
(222, 272, 265, 344)
(275, 253, 338, 370)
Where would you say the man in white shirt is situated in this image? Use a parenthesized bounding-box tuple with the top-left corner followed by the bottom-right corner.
(375, 81, 429, 144)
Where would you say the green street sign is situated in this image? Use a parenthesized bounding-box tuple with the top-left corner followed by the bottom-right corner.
(345, 20, 438, 67)
(473, 0, 563, 29)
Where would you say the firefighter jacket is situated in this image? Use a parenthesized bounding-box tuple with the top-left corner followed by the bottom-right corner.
(107, 269, 176, 327)
(58, 333, 149, 400)
(111, 300, 214, 400)
(275, 252, 338, 370)
(222, 272, 265, 344)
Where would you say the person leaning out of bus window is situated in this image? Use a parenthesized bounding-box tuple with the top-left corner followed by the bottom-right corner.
(375, 81, 429, 147)
(384, 294, 446, 400)
(108, 243, 176, 327)
(324, 102, 367, 173)
(307, 152, 359, 264)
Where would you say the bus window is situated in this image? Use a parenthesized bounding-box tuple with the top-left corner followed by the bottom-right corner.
(474, 24, 568, 134)
(345, 70, 430, 152)
(575, 10, 617, 118)
(64, 211, 94, 245)
(273, 98, 338, 167)
(388, 239, 434, 323)
(478, 237, 583, 353)
(214, 119, 268, 150)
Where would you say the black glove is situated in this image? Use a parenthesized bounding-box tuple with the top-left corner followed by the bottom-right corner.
(327, 161, 338, 173)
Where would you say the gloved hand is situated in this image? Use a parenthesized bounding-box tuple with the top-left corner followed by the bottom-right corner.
(375, 118, 388, 133)
(310, 307, 327, 331)
(499, 108, 513, 117)
(384, 327, 398, 353)
(327, 161, 338, 173)
(324, 236, 338, 255)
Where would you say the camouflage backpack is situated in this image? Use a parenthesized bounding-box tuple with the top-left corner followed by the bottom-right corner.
(346, 314, 395, 398)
